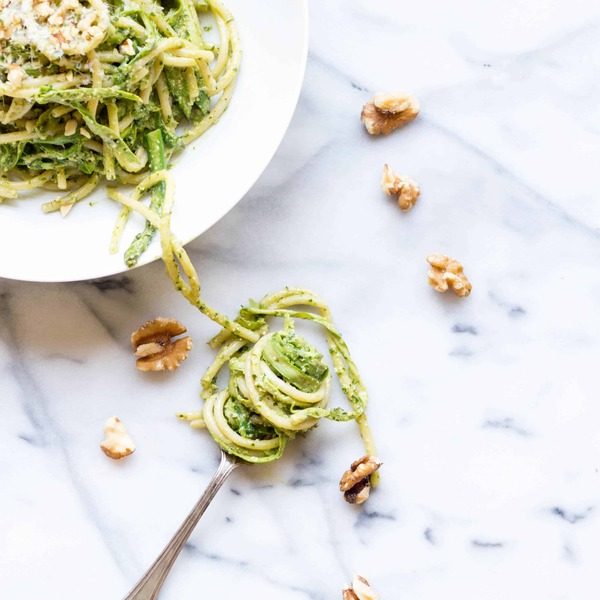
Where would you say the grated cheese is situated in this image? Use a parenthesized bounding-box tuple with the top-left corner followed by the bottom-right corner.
(0, 0, 109, 59)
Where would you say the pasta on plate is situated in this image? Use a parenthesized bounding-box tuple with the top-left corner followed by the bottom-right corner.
(0, 0, 239, 266)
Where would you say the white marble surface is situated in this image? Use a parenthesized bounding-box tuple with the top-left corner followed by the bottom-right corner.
(2, 0, 600, 598)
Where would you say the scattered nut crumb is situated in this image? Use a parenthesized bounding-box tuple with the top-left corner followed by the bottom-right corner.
(427, 254, 472, 297)
(3, 0, 110, 58)
(119, 38, 135, 56)
(361, 92, 419, 135)
(6, 64, 25, 89)
(131, 317, 192, 371)
(339, 455, 382, 505)
(345, 478, 371, 504)
(343, 575, 379, 600)
(100, 416, 135, 460)
(381, 164, 420, 210)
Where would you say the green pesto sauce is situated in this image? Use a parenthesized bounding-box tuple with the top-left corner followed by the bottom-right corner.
(262, 331, 329, 393)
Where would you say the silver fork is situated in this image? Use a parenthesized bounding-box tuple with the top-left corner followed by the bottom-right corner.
(124, 450, 240, 600)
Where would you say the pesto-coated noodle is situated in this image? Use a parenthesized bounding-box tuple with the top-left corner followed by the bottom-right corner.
(0, 0, 239, 266)
(109, 168, 377, 466)
(1, 0, 378, 470)
(179, 289, 377, 464)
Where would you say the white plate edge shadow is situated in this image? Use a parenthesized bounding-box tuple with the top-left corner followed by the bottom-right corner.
(0, 0, 309, 283)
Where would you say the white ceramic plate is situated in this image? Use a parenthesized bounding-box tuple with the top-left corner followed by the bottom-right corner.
(0, 0, 308, 282)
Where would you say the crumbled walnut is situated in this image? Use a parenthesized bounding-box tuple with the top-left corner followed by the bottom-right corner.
(47, 12, 63, 26)
(343, 589, 359, 600)
(340, 455, 383, 491)
(2, 0, 109, 58)
(119, 38, 135, 56)
(373, 93, 413, 114)
(381, 164, 420, 210)
(100, 416, 135, 460)
(34, 1, 54, 17)
(345, 477, 371, 504)
(427, 253, 472, 297)
(6, 65, 25, 89)
(131, 317, 192, 371)
(349, 575, 379, 600)
(340, 455, 382, 504)
(361, 92, 419, 135)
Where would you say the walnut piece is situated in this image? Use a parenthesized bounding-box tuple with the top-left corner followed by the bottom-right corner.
(343, 576, 379, 600)
(131, 317, 192, 371)
(100, 416, 135, 460)
(2, 0, 110, 59)
(119, 38, 135, 56)
(361, 92, 419, 135)
(427, 254, 472, 297)
(344, 477, 371, 505)
(381, 164, 420, 211)
(339, 455, 382, 505)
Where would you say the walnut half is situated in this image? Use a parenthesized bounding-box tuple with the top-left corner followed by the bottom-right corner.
(343, 575, 380, 600)
(131, 317, 192, 371)
(100, 416, 135, 460)
(361, 92, 419, 135)
(381, 164, 420, 211)
(339, 455, 382, 505)
(427, 254, 472, 297)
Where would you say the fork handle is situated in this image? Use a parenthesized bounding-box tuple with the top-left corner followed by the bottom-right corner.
(123, 452, 239, 600)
